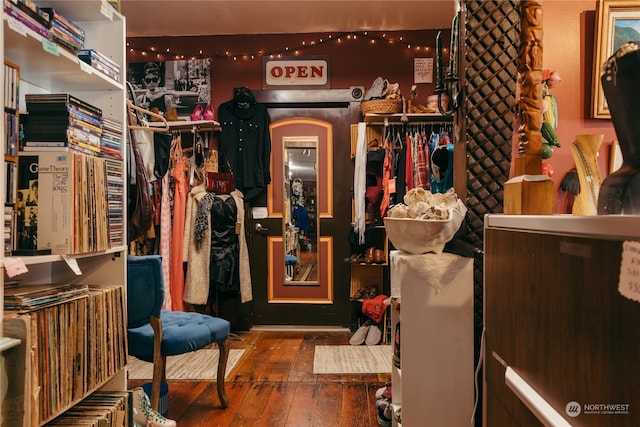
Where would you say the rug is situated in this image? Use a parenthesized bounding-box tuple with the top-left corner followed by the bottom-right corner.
(128, 348, 245, 380)
(313, 345, 392, 374)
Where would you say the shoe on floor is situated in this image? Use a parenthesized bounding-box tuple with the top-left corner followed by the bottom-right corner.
(132, 387, 177, 427)
(377, 398, 393, 426)
(350, 320, 371, 345)
(375, 382, 392, 399)
(365, 324, 382, 345)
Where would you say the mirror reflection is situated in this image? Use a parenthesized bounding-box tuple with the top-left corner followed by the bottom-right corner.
(283, 137, 318, 284)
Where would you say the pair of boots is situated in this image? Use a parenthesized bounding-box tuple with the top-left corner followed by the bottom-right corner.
(364, 247, 385, 264)
(150, 107, 182, 122)
(132, 387, 176, 427)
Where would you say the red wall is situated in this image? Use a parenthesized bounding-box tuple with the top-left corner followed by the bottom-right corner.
(127, 2, 616, 214)
(542, 1, 615, 212)
(126, 29, 449, 114)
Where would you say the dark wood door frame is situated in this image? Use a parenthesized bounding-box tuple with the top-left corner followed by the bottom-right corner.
(235, 88, 362, 329)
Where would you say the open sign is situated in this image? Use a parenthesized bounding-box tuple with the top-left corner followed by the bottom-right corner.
(263, 57, 330, 89)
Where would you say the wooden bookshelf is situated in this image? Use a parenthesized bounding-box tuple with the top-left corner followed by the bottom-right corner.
(1, 1, 128, 425)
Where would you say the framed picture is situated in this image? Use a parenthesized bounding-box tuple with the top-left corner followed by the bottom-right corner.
(127, 59, 211, 119)
(591, 0, 640, 119)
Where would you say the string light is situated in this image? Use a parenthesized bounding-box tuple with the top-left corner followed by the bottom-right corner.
(126, 31, 444, 61)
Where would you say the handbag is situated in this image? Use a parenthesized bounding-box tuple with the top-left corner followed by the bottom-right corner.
(205, 171, 235, 193)
(126, 96, 154, 242)
(126, 82, 173, 182)
(204, 153, 235, 193)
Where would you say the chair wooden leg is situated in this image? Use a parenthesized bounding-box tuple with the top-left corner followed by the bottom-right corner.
(150, 355, 166, 410)
(216, 338, 230, 408)
(150, 315, 165, 411)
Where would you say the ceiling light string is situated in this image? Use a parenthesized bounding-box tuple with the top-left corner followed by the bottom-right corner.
(126, 31, 448, 61)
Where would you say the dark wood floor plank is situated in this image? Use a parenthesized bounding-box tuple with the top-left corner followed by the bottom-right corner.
(176, 381, 252, 427)
(283, 382, 318, 427)
(227, 382, 274, 426)
(256, 382, 299, 427)
(231, 331, 292, 383)
(341, 383, 373, 427)
(311, 382, 344, 426)
(127, 331, 391, 427)
(260, 332, 304, 382)
(165, 380, 210, 420)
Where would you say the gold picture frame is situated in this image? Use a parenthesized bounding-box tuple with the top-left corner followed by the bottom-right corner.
(591, 0, 640, 119)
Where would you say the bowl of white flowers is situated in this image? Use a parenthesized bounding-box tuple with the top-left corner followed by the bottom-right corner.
(383, 188, 466, 254)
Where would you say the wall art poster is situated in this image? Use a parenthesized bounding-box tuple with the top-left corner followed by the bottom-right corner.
(127, 59, 211, 120)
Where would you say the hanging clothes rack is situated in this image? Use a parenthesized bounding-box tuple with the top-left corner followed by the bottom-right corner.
(149, 120, 221, 133)
(126, 99, 170, 131)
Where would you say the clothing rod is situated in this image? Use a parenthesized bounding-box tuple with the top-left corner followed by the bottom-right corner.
(382, 121, 452, 126)
(367, 121, 452, 126)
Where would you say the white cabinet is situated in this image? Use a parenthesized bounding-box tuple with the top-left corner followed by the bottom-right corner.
(1, 2, 127, 425)
(389, 250, 474, 427)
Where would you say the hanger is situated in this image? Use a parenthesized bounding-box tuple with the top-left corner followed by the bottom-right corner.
(127, 100, 170, 131)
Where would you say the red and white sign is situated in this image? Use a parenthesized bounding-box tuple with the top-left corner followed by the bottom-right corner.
(263, 57, 330, 88)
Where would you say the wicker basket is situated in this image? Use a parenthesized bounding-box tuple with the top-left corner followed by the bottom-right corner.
(360, 98, 403, 115)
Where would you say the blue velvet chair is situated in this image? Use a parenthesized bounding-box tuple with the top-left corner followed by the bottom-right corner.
(127, 255, 230, 410)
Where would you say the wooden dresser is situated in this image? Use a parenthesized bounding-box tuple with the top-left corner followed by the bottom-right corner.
(484, 215, 640, 427)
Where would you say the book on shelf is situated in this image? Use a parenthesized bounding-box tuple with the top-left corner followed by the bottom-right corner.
(5, 159, 17, 204)
(1, 286, 126, 426)
(101, 118, 123, 160)
(23, 95, 106, 156)
(15, 154, 38, 252)
(3, 0, 49, 39)
(26, 106, 103, 128)
(4, 111, 20, 156)
(78, 49, 121, 82)
(4, 205, 14, 256)
(78, 49, 119, 71)
(43, 391, 130, 427)
(39, 7, 85, 51)
(25, 93, 102, 118)
(4, 60, 19, 111)
(39, 7, 85, 40)
(30, 149, 109, 254)
(104, 158, 124, 246)
(4, 283, 89, 312)
(11, 0, 51, 28)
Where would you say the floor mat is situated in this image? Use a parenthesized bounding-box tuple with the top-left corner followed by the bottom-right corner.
(128, 348, 245, 380)
(313, 345, 391, 374)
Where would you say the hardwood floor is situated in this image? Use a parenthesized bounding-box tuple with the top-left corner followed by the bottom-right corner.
(128, 330, 391, 427)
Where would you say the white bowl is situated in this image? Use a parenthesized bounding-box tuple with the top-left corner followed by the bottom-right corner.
(383, 204, 465, 254)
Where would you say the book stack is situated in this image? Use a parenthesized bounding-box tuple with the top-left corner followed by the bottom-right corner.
(4, 283, 89, 312)
(104, 158, 124, 248)
(3, 0, 50, 39)
(5, 61, 19, 255)
(4, 60, 19, 113)
(4, 206, 13, 256)
(40, 7, 85, 52)
(24, 93, 103, 155)
(101, 117, 123, 160)
(78, 49, 121, 82)
(34, 149, 109, 254)
(44, 390, 131, 427)
(14, 154, 38, 253)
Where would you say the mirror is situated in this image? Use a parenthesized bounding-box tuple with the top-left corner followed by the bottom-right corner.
(283, 136, 318, 284)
